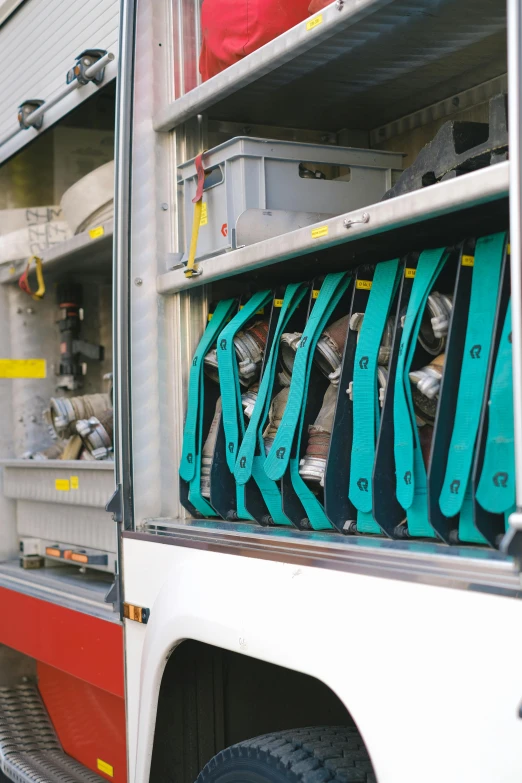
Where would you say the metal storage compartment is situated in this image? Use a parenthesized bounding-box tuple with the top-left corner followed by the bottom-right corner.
(178, 137, 403, 262)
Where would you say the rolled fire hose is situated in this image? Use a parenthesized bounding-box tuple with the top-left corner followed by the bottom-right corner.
(205, 319, 270, 386)
(76, 408, 113, 460)
(393, 247, 449, 538)
(438, 232, 506, 544)
(50, 393, 112, 438)
(60, 160, 115, 235)
(241, 383, 259, 419)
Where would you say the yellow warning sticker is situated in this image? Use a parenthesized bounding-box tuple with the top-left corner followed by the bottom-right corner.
(239, 305, 264, 314)
(311, 225, 328, 239)
(200, 202, 208, 226)
(508, 243, 511, 255)
(55, 479, 70, 492)
(0, 359, 46, 379)
(404, 268, 416, 278)
(70, 476, 79, 490)
(312, 289, 320, 299)
(274, 299, 283, 307)
(89, 226, 105, 240)
(461, 255, 475, 267)
(207, 312, 213, 321)
(306, 14, 323, 31)
(356, 280, 372, 290)
(97, 759, 114, 777)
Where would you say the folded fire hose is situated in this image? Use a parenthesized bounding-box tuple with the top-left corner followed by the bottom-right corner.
(218, 291, 273, 519)
(264, 272, 351, 530)
(439, 232, 506, 543)
(349, 258, 401, 534)
(394, 247, 450, 537)
(476, 299, 515, 526)
(234, 283, 309, 526)
(179, 298, 237, 515)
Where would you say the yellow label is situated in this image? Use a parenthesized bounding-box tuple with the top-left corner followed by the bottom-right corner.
(312, 289, 320, 299)
(274, 298, 283, 308)
(55, 479, 70, 491)
(356, 280, 372, 290)
(508, 243, 511, 255)
(461, 254, 475, 267)
(405, 268, 416, 278)
(89, 226, 105, 240)
(200, 202, 208, 226)
(70, 476, 79, 490)
(239, 305, 264, 314)
(311, 225, 328, 239)
(0, 359, 46, 379)
(306, 13, 323, 31)
(97, 759, 114, 777)
(207, 312, 213, 321)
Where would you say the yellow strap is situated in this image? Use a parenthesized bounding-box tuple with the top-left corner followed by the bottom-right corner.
(185, 200, 203, 278)
(20, 256, 45, 300)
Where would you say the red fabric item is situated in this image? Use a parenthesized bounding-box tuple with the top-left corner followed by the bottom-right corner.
(200, 0, 311, 81)
(308, 0, 331, 13)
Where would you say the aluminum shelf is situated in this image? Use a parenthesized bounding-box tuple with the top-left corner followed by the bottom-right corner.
(0, 459, 114, 508)
(157, 160, 509, 294)
(0, 218, 113, 285)
(154, 0, 506, 134)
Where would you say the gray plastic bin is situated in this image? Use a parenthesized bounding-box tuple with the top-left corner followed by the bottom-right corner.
(178, 137, 403, 262)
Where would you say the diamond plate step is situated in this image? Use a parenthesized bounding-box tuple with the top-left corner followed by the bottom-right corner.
(0, 685, 105, 783)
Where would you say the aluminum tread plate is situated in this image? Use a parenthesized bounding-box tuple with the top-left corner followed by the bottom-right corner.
(130, 519, 522, 598)
(157, 160, 509, 293)
(154, 0, 506, 132)
(0, 684, 105, 783)
(0, 561, 118, 623)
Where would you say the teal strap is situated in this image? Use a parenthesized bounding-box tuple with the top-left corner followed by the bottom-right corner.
(290, 457, 333, 531)
(394, 248, 448, 510)
(349, 258, 400, 515)
(458, 487, 487, 544)
(235, 283, 308, 484)
(476, 300, 515, 514)
(357, 510, 378, 533)
(218, 291, 272, 473)
(251, 456, 292, 526)
(180, 298, 236, 482)
(439, 232, 506, 517)
(264, 272, 351, 481)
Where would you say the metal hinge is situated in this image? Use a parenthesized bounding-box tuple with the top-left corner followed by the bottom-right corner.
(106, 483, 123, 523)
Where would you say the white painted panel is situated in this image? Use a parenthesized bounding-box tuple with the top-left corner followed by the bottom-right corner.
(0, 0, 119, 157)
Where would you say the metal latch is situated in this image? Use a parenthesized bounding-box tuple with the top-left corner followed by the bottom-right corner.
(67, 49, 109, 86)
(17, 100, 44, 130)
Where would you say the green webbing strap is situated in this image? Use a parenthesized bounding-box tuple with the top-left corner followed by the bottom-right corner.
(180, 299, 237, 481)
(349, 259, 400, 526)
(235, 283, 308, 484)
(264, 272, 351, 482)
(218, 290, 272, 521)
(476, 300, 515, 514)
(251, 456, 293, 526)
(218, 290, 272, 472)
(290, 457, 334, 531)
(458, 488, 487, 545)
(439, 232, 506, 518)
(394, 248, 448, 506)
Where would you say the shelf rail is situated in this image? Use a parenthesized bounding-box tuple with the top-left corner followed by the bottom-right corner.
(0, 51, 114, 150)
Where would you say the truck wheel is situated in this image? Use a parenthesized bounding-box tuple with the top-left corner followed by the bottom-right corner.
(196, 726, 376, 783)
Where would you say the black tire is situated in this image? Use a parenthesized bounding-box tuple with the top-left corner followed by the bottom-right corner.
(195, 726, 376, 783)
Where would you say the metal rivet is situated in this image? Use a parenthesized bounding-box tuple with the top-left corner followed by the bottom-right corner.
(336, 0, 344, 8)
(134, 278, 143, 286)
(161, 203, 168, 211)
